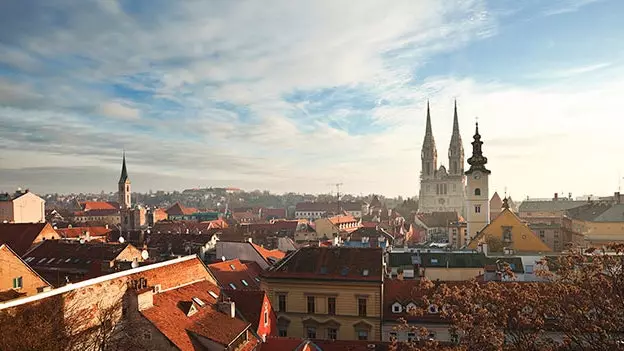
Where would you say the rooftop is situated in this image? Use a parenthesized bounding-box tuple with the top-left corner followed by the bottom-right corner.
(222, 289, 267, 331)
(518, 200, 587, 213)
(566, 202, 624, 222)
(388, 251, 524, 273)
(207, 259, 261, 290)
(417, 211, 463, 227)
(80, 201, 119, 211)
(0, 223, 58, 256)
(24, 240, 134, 262)
(264, 247, 383, 282)
(141, 280, 252, 350)
(166, 202, 198, 216)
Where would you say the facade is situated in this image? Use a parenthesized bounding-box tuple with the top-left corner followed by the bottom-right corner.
(72, 209, 121, 226)
(0, 244, 51, 302)
(414, 211, 464, 244)
(223, 289, 277, 342)
(261, 247, 383, 341)
(529, 222, 564, 252)
(563, 200, 624, 246)
(294, 202, 365, 220)
(0, 190, 45, 224)
(418, 101, 466, 215)
(490, 192, 503, 220)
(467, 199, 552, 253)
(216, 241, 285, 270)
(465, 122, 491, 240)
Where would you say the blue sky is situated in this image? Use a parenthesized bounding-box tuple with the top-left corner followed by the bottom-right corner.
(1, 0, 624, 198)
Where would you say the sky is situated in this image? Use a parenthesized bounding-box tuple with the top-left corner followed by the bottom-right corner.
(1, 0, 624, 199)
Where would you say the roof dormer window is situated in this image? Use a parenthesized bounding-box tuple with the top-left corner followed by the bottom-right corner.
(406, 302, 417, 312)
(392, 302, 403, 313)
(229, 283, 237, 290)
(428, 304, 439, 314)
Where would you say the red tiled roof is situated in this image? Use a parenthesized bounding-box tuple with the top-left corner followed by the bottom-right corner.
(151, 221, 219, 234)
(243, 221, 298, 232)
(80, 201, 119, 211)
(56, 226, 112, 239)
(260, 337, 397, 351)
(417, 212, 462, 227)
(222, 289, 267, 331)
(141, 280, 252, 350)
(251, 243, 286, 262)
(207, 259, 260, 290)
(329, 215, 358, 225)
(166, 202, 197, 216)
(264, 247, 382, 281)
(0, 223, 59, 256)
(242, 261, 263, 277)
(260, 208, 287, 218)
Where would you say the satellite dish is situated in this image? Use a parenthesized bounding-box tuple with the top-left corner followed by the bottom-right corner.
(79, 238, 85, 244)
(221, 256, 226, 262)
(141, 250, 149, 260)
(119, 236, 125, 243)
(146, 229, 151, 234)
(131, 260, 139, 268)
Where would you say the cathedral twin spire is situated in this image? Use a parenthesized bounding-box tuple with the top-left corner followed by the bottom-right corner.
(421, 100, 464, 178)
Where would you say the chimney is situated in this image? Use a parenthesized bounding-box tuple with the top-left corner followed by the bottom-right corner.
(615, 192, 621, 204)
(218, 298, 236, 318)
(554, 193, 558, 201)
(137, 289, 154, 311)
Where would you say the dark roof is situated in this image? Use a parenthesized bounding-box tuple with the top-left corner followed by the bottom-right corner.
(566, 202, 624, 222)
(152, 221, 218, 234)
(518, 200, 586, 213)
(260, 337, 403, 351)
(389, 252, 524, 273)
(223, 289, 267, 331)
(141, 280, 252, 350)
(383, 279, 453, 323)
(417, 211, 461, 227)
(119, 152, 129, 183)
(24, 240, 133, 261)
(347, 227, 393, 241)
(148, 232, 218, 256)
(166, 202, 197, 216)
(264, 247, 383, 282)
(242, 221, 298, 234)
(0, 223, 56, 256)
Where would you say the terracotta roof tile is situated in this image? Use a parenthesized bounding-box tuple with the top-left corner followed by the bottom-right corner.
(264, 247, 382, 281)
(328, 215, 358, 225)
(251, 243, 286, 262)
(166, 202, 197, 216)
(141, 280, 252, 350)
(260, 337, 399, 351)
(80, 201, 119, 211)
(56, 226, 112, 239)
(208, 259, 260, 290)
(25, 240, 134, 261)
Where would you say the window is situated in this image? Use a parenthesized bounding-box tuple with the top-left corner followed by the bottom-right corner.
(229, 264, 236, 270)
(254, 277, 260, 283)
(278, 327, 287, 337)
(392, 303, 402, 313)
(389, 332, 397, 340)
(327, 297, 336, 315)
(475, 188, 481, 196)
(407, 332, 416, 342)
(241, 279, 249, 286)
(526, 265, 534, 274)
(12, 276, 23, 289)
(208, 291, 218, 299)
(278, 294, 286, 312)
(307, 296, 315, 314)
(228, 283, 237, 289)
(357, 330, 368, 341)
(327, 328, 337, 340)
(358, 298, 367, 317)
(264, 310, 269, 326)
(475, 205, 481, 213)
(428, 304, 439, 314)
(307, 327, 316, 339)
(503, 226, 512, 242)
(539, 230, 545, 238)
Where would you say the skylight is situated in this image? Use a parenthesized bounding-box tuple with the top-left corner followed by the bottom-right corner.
(229, 283, 237, 289)
(229, 264, 236, 270)
(340, 267, 349, 276)
(362, 269, 369, 276)
(320, 266, 328, 274)
(208, 291, 218, 299)
(192, 297, 206, 307)
(241, 279, 249, 286)
(254, 277, 260, 282)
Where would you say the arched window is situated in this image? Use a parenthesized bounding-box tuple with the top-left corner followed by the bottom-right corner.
(475, 188, 481, 196)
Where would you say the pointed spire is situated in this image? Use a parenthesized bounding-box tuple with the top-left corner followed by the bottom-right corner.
(452, 99, 459, 133)
(448, 99, 464, 175)
(502, 197, 510, 210)
(465, 120, 490, 175)
(425, 100, 433, 136)
(119, 151, 129, 183)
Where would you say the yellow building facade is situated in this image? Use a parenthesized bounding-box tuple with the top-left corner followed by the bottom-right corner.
(468, 201, 552, 253)
(261, 247, 383, 341)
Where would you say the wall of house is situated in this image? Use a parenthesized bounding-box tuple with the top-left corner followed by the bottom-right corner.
(217, 242, 268, 270)
(256, 293, 277, 340)
(262, 278, 382, 341)
(35, 224, 62, 243)
(0, 201, 14, 223)
(10, 193, 45, 224)
(314, 219, 340, 239)
(295, 211, 325, 219)
(116, 245, 144, 263)
(0, 247, 49, 296)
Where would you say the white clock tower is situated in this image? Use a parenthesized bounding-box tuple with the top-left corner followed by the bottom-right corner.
(465, 122, 491, 240)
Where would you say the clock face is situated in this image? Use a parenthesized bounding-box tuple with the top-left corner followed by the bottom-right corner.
(473, 172, 481, 180)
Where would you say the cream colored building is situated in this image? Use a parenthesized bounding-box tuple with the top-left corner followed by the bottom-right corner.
(465, 123, 491, 239)
(0, 190, 45, 224)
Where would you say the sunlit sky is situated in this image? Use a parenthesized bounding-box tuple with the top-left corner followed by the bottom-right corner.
(1, 0, 624, 198)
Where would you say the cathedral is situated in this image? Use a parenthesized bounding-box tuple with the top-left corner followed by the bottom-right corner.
(418, 101, 466, 216)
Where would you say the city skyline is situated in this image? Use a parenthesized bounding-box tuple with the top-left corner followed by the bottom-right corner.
(1, 0, 624, 198)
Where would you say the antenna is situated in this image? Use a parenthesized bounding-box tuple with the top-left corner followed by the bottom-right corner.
(326, 182, 343, 214)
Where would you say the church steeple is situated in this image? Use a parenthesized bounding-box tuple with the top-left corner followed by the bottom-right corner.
(421, 101, 438, 179)
(465, 122, 491, 175)
(448, 100, 464, 176)
(119, 151, 129, 184)
(118, 151, 131, 209)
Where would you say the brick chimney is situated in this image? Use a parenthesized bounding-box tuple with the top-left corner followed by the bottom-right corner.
(554, 193, 558, 201)
(218, 298, 236, 318)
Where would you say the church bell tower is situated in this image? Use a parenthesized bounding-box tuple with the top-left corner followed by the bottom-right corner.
(465, 122, 490, 239)
(118, 151, 131, 210)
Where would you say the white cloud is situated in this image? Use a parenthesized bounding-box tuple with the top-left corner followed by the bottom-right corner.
(97, 101, 140, 120)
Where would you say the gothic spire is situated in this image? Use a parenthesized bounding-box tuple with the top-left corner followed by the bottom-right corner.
(119, 151, 129, 183)
(465, 121, 491, 175)
(422, 100, 436, 149)
(452, 100, 460, 135)
(448, 99, 464, 175)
